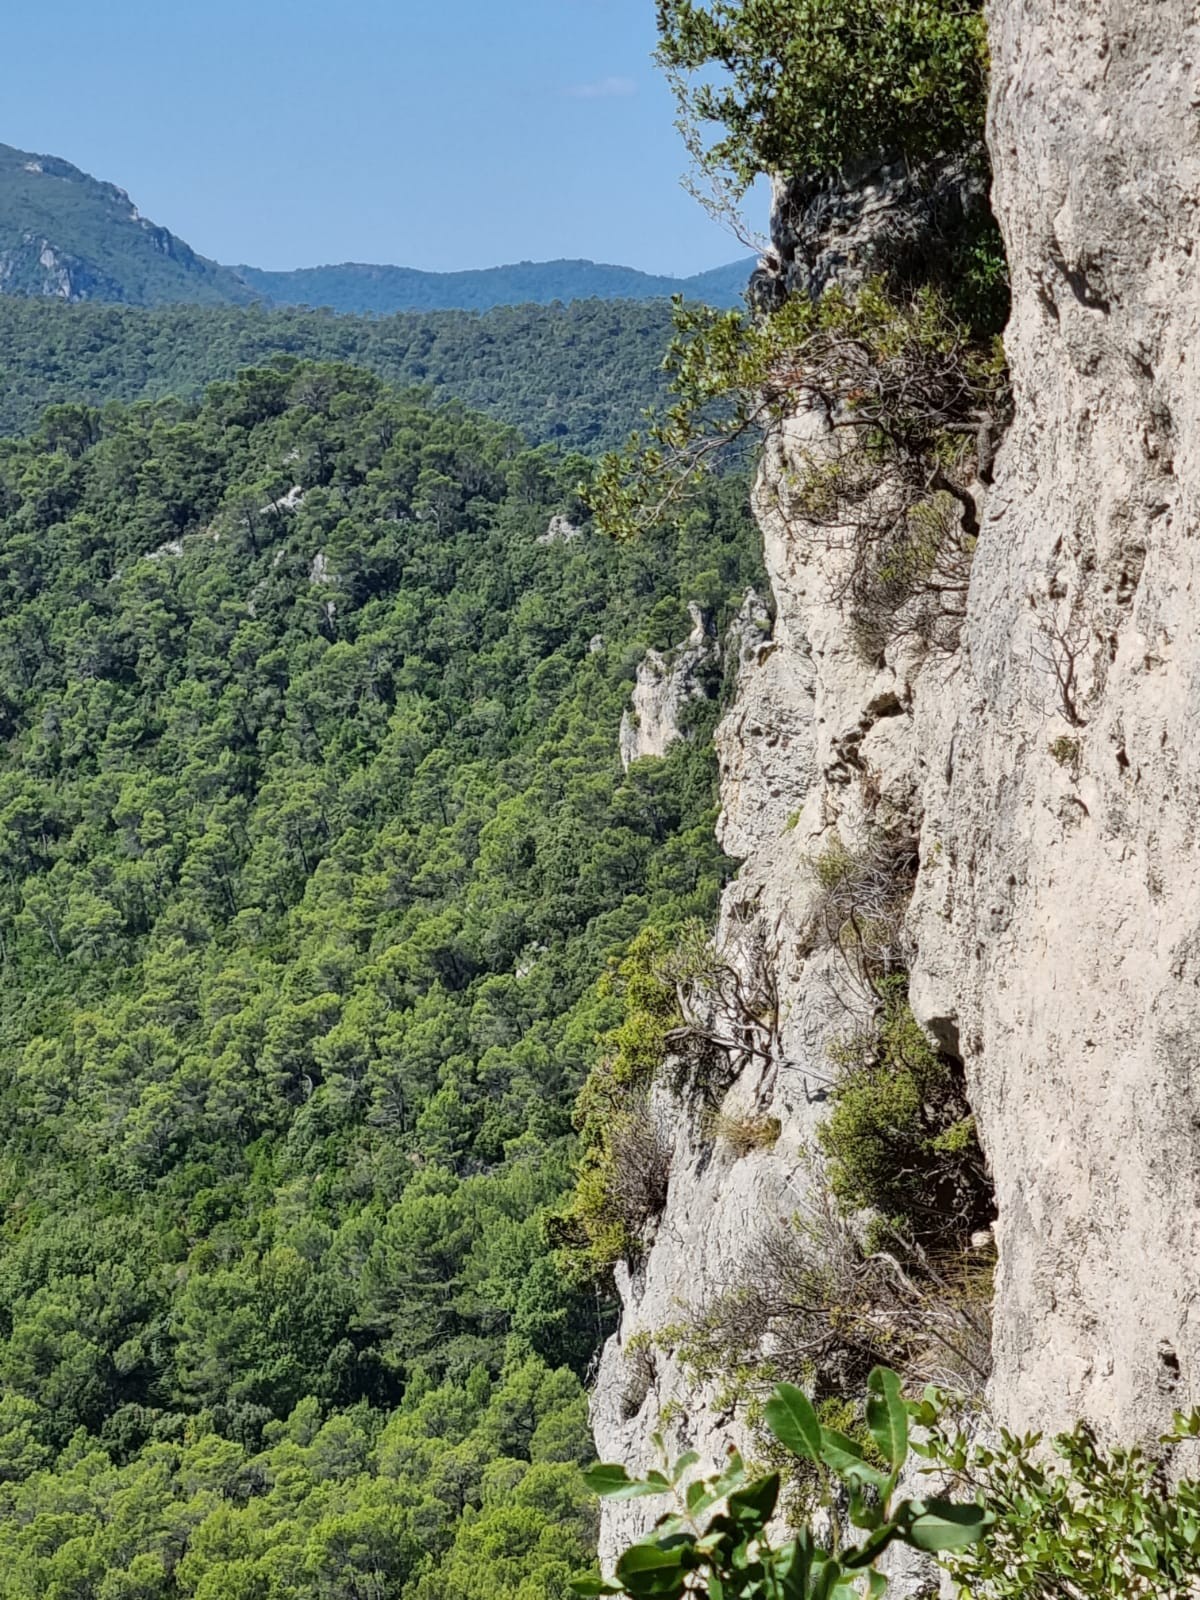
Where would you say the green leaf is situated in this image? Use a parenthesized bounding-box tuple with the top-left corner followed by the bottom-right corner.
(765, 1382, 823, 1461)
(811, 1556, 845, 1600)
(866, 1367, 908, 1470)
(686, 1478, 712, 1515)
(775, 1531, 814, 1600)
(728, 1472, 780, 1529)
(819, 1429, 890, 1490)
(670, 1450, 701, 1483)
(617, 1541, 691, 1574)
(616, 1537, 694, 1599)
(841, 1521, 901, 1570)
(848, 1476, 884, 1532)
(865, 1572, 888, 1600)
(904, 1499, 994, 1552)
(585, 1463, 672, 1500)
(570, 1581, 624, 1597)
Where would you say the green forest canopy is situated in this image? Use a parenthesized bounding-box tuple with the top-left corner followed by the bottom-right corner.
(0, 297, 682, 452)
(0, 365, 761, 1597)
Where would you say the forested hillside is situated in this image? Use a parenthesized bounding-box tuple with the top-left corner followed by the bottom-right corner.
(0, 138, 749, 316)
(0, 366, 759, 1597)
(234, 258, 753, 315)
(0, 142, 253, 307)
(0, 297, 676, 452)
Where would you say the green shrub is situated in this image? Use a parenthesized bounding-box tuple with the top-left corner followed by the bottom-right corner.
(655, 0, 989, 190)
(589, 284, 1009, 672)
(820, 977, 991, 1249)
(557, 919, 786, 1277)
(915, 1395, 1200, 1598)
(704, 1109, 782, 1156)
(806, 830, 917, 987)
(1049, 734, 1081, 774)
(575, 1366, 993, 1599)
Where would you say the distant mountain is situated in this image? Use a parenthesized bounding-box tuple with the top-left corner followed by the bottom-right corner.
(0, 138, 753, 313)
(235, 255, 754, 313)
(0, 142, 255, 306)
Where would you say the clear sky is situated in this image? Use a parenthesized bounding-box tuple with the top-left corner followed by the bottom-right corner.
(4, 0, 763, 276)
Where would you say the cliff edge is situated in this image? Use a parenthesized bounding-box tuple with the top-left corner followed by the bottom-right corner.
(594, 0, 1200, 1559)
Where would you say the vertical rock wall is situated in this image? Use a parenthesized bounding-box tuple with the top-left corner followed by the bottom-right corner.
(594, 0, 1200, 1561)
(911, 0, 1200, 1436)
(593, 407, 943, 1567)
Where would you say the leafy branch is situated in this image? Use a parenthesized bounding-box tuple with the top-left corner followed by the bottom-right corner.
(575, 1366, 992, 1599)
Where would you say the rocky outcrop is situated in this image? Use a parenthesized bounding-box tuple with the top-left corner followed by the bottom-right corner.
(594, 408, 940, 1573)
(594, 0, 1200, 1566)
(909, 0, 1200, 1439)
(536, 514, 584, 545)
(749, 150, 986, 310)
(619, 604, 719, 769)
(0, 236, 126, 302)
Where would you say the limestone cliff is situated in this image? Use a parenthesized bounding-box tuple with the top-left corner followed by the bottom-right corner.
(910, 0, 1200, 1437)
(594, 0, 1200, 1562)
(619, 604, 720, 769)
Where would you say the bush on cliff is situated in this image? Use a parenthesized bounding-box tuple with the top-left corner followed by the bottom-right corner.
(656, 0, 989, 190)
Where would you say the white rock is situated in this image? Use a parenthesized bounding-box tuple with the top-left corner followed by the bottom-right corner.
(618, 604, 718, 770)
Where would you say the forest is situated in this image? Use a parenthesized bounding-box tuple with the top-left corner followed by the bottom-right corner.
(0, 364, 760, 1597)
(0, 297, 679, 450)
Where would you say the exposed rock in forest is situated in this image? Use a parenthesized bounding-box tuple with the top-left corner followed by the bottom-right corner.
(619, 603, 719, 769)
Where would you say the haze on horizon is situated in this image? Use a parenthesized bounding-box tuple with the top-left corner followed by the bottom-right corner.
(4, 0, 763, 279)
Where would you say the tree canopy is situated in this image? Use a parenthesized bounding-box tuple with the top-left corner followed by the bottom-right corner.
(0, 364, 761, 1597)
(656, 0, 989, 189)
(0, 297, 684, 451)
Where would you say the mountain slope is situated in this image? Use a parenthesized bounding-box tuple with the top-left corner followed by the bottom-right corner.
(0, 363, 759, 1596)
(235, 255, 754, 313)
(0, 142, 254, 305)
(0, 138, 753, 312)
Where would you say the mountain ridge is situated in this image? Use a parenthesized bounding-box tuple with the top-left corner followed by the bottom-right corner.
(234, 254, 754, 313)
(0, 138, 753, 313)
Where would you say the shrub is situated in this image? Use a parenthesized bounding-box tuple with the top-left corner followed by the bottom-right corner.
(555, 1093, 675, 1275)
(819, 976, 991, 1249)
(915, 1397, 1200, 1599)
(582, 1374, 1200, 1600)
(557, 919, 790, 1278)
(704, 1110, 781, 1156)
(590, 283, 1009, 674)
(575, 1366, 993, 1600)
(655, 0, 989, 191)
(1048, 734, 1081, 774)
(806, 829, 917, 991)
(673, 1187, 992, 1426)
(600, 927, 688, 1089)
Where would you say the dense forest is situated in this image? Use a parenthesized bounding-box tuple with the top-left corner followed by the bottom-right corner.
(0, 297, 678, 451)
(0, 366, 760, 1596)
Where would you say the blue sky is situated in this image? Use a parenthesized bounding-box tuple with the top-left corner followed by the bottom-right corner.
(5, 0, 763, 275)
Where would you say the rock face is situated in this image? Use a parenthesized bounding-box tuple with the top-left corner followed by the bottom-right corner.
(594, 0, 1200, 1567)
(909, 0, 1200, 1438)
(749, 151, 986, 309)
(595, 408, 940, 1573)
(619, 604, 719, 769)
